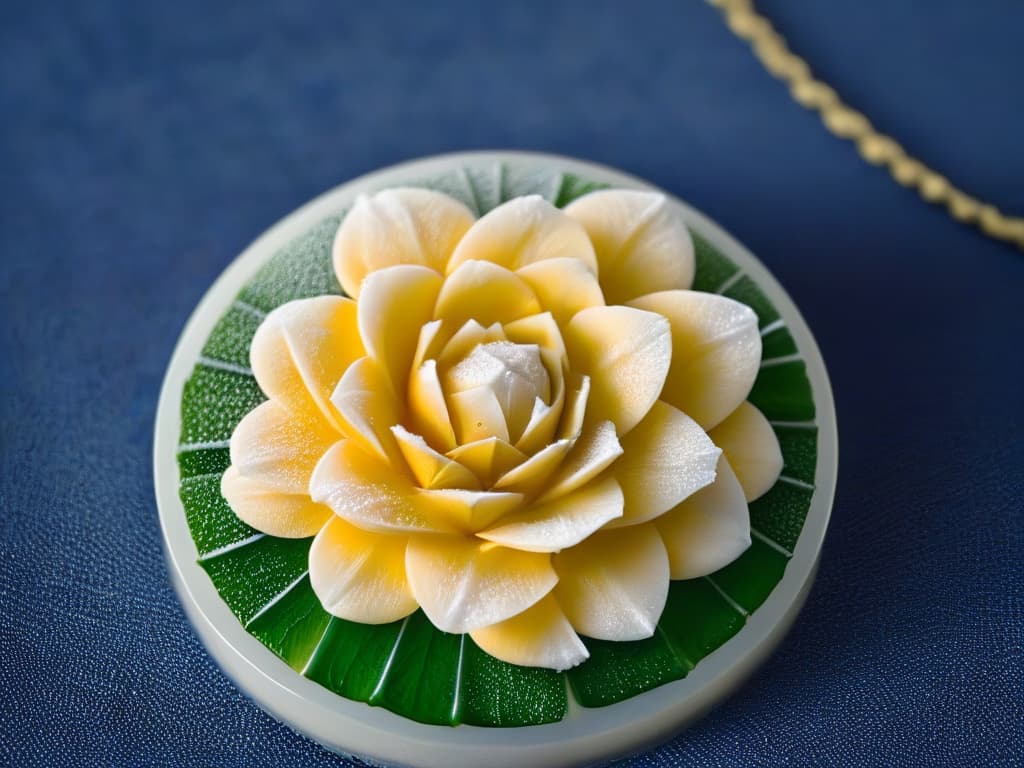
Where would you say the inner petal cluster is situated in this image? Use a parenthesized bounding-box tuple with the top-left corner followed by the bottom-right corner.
(404, 308, 583, 497)
(447, 341, 550, 442)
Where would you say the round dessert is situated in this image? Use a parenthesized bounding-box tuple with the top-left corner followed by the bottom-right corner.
(154, 152, 836, 767)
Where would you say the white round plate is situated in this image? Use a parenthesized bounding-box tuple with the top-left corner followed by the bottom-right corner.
(154, 151, 837, 768)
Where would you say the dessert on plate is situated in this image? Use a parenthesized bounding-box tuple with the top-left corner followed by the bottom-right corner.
(162, 155, 830, 765)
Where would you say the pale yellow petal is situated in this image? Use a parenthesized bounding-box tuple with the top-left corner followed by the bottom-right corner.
(250, 295, 361, 431)
(538, 346, 565, 407)
(508, 346, 566, 454)
(446, 437, 526, 488)
(554, 525, 669, 641)
(410, 319, 446, 373)
(538, 420, 623, 503)
(308, 516, 417, 624)
(333, 187, 475, 298)
(447, 386, 510, 444)
(407, 359, 457, 453)
(448, 195, 597, 274)
(556, 373, 591, 442)
(434, 260, 541, 328)
(406, 536, 557, 633)
(492, 438, 572, 496)
(655, 456, 751, 579)
(708, 401, 783, 502)
(221, 465, 331, 538)
(390, 425, 481, 491)
(564, 189, 694, 304)
(608, 400, 721, 528)
(629, 290, 760, 430)
(309, 440, 452, 533)
(514, 397, 559, 456)
(329, 356, 400, 463)
(437, 319, 507, 368)
(503, 312, 567, 359)
(417, 488, 525, 532)
(469, 595, 589, 671)
(516, 258, 605, 326)
(565, 305, 671, 436)
(229, 400, 339, 494)
(357, 264, 443, 390)
(478, 476, 623, 553)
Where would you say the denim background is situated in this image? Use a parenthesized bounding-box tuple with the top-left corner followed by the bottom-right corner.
(2, 1, 1022, 765)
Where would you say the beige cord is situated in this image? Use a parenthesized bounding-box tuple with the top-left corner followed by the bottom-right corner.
(708, 0, 1024, 250)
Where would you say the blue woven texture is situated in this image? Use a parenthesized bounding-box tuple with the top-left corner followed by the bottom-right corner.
(2, 1, 1022, 765)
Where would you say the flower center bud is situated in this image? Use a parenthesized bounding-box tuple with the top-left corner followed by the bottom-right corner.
(445, 341, 551, 443)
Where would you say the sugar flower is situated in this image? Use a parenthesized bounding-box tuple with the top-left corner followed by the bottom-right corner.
(221, 187, 782, 670)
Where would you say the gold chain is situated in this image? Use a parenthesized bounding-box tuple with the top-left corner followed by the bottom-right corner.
(708, 0, 1024, 251)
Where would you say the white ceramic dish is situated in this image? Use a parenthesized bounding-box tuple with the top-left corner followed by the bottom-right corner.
(154, 151, 837, 768)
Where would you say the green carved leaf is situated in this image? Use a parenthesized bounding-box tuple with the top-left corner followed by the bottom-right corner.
(199, 535, 311, 625)
(690, 231, 741, 293)
(568, 631, 687, 708)
(246, 575, 332, 672)
(749, 361, 816, 422)
(180, 473, 256, 556)
(366, 611, 463, 726)
(178, 163, 818, 726)
(304, 615, 405, 702)
(456, 637, 567, 726)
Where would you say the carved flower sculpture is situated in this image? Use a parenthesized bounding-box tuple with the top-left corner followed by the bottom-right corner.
(221, 188, 782, 670)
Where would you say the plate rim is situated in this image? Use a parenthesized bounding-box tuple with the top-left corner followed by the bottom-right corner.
(153, 150, 838, 768)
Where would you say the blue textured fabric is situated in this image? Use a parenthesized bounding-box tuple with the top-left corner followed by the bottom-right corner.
(2, 1, 1022, 765)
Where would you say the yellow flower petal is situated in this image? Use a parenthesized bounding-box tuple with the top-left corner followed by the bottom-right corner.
(629, 290, 760, 430)
(556, 373, 591, 442)
(554, 525, 670, 642)
(565, 305, 671, 436)
(447, 386, 510, 444)
(514, 396, 561, 456)
(250, 295, 361, 432)
(503, 312, 567, 360)
(478, 476, 623, 553)
(708, 401, 784, 502)
(309, 515, 417, 624)
(608, 400, 721, 528)
(406, 536, 557, 633)
(407, 359, 458, 453)
(410, 319, 446, 373)
(492, 438, 572, 496)
(655, 456, 751, 579)
(434, 260, 541, 328)
(357, 264, 443, 391)
(229, 400, 339, 494)
(469, 594, 589, 671)
(220, 465, 331, 538)
(564, 189, 694, 304)
(333, 187, 475, 298)
(329, 356, 400, 463)
(446, 437, 527, 488)
(448, 195, 597, 275)
(507, 346, 566, 453)
(437, 319, 507, 368)
(417, 488, 525, 532)
(390, 425, 481, 491)
(309, 440, 453, 534)
(516, 257, 605, 326)
(537, 420, 623, 503)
